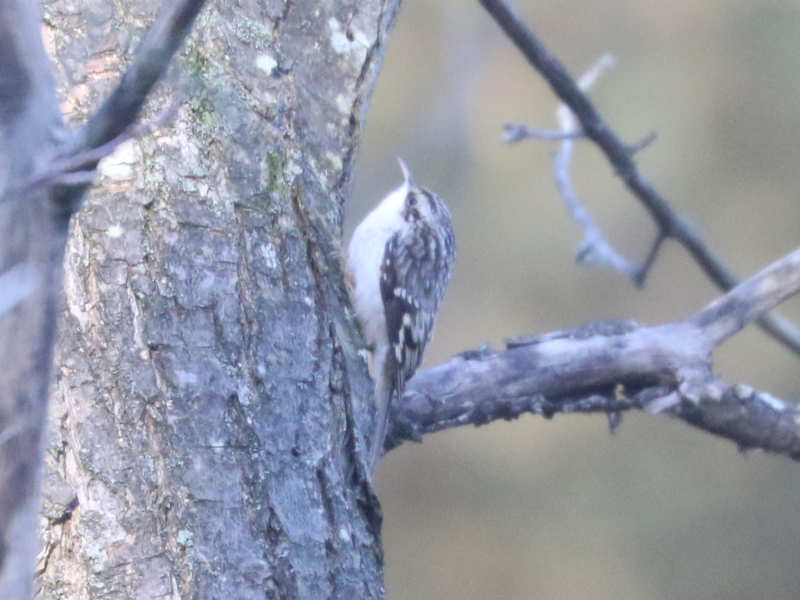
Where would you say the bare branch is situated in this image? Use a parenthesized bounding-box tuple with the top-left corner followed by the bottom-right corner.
(390, 246, 800, 461)
(478, 0, 800, 355)
(626, 130, 658, 155)
(633, 231, 666, 286)
(550, 56, 641, 279)
(693, 246, 800, 346)
(503, 124, 583, 142)
(77, 0, 207, 153)
(509, 53, 662, 285)
(25, 103, 179, 191)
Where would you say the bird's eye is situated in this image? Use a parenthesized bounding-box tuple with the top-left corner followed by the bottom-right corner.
(407, 193, 417, 207)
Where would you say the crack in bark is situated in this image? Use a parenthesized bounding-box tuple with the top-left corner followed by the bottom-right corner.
(329, 322, 381, 542)
(290, 183, 330, 360)
(223, 392, 298, 593)
(232, 203, 266, 392)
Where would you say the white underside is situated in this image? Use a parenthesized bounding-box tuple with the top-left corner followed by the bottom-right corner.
(347, 183, 408, 354)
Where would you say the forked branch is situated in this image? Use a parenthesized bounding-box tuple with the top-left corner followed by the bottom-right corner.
(478, 0, 800, 356)
(390, 247, 800, 461)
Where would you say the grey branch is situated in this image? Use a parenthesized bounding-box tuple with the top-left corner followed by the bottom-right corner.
(478, 0, 800, 356)
(389, 246, 800, 462)
(502, 124, 584, 142)
(506, 55, 656, 284)
(548, 54, 642, 280)
(26, 103, 178, 191)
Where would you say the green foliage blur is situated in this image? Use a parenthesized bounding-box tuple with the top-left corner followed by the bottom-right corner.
(348, 1, 800, 598)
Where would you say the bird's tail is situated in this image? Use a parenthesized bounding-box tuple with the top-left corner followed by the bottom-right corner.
(369, 348, 394, 473)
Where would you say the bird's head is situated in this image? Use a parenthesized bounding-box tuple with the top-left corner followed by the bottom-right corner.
(397, 157, 448, 226)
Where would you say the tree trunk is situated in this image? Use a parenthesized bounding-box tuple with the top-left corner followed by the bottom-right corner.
(39, 1, 399, 597)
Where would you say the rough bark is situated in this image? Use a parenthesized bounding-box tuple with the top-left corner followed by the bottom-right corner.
(39, 1, 399, 598)
(25, 1, 800, 598)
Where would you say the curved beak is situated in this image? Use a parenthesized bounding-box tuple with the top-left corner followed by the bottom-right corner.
(397, 157, 414, 188)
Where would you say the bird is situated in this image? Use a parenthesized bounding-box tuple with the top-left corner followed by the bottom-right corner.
(347, 158, 456, 472)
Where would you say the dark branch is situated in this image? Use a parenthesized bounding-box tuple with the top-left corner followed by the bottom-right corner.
(478, 0, 800, 355)
(78, 0, 207, 152)
(633, 231, 666, 287)
(390, 246, 800, 461)
(26, 103, 178, 192)
(626, 130, 658, 156)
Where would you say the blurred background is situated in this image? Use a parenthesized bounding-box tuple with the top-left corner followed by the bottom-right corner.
(346, 1, 800, 599)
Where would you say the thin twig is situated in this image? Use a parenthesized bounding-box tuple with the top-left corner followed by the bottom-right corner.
(626, 131, 658, 155)
(518, 54, 662, 284)
(478, 0, 800, 356)
(503, 124, 583, 142)
(67, 103, 177, 174)
(26, 103, 179, 190)
(552, 55, 640, 278)
(44, 171, 99, 187)
(634, 231, 666, 286)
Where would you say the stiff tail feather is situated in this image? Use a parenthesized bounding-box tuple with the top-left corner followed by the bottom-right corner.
(369, 349, 395, 473)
